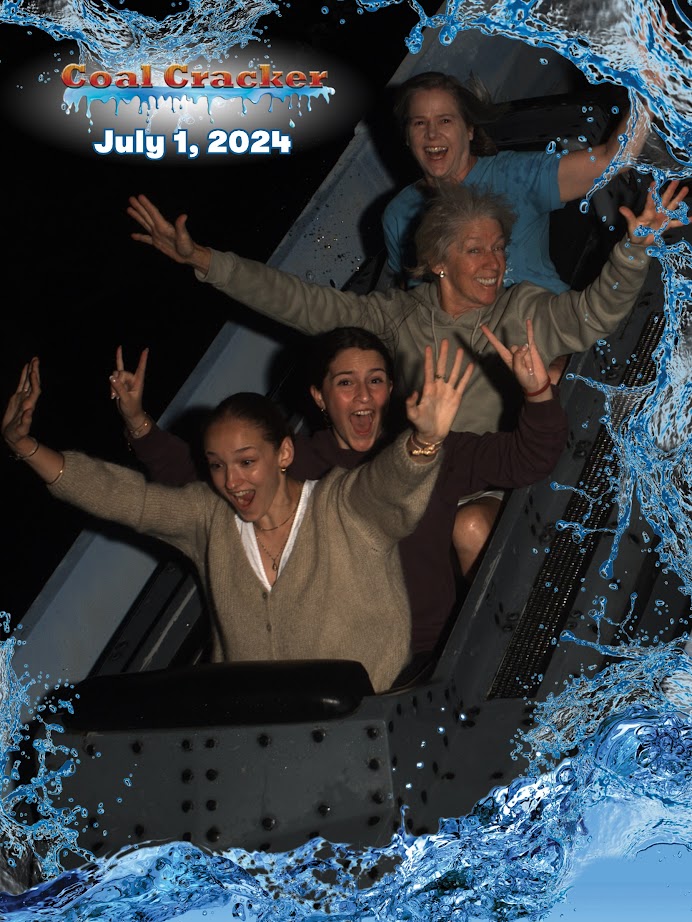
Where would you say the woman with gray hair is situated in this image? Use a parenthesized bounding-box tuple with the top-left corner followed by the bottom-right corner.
(409, 182, 517, 284)
(126, 179, 687, 578)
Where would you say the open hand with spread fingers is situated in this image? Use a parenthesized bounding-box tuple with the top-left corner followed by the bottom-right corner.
(481, 318, 553, 401)
(619, 179, 689, 247)
(127, 194, 212, 274)
(405, 339, 474, 454)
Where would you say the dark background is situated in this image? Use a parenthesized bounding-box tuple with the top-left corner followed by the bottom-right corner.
(0, 1, 421, 623)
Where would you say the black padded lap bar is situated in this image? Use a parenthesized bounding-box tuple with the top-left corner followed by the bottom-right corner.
(54, 660, 375, 730)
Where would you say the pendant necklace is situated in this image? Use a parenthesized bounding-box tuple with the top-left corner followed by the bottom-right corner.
(254, 531, 290, 572)
(253, 505, 297, 572)
(253, 492, 299, 572)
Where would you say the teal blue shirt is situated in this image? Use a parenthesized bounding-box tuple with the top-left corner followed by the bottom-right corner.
(382, 149, 567, 293)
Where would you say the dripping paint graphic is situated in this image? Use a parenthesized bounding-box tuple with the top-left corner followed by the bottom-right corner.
(3, 0, 348, 154)
(1, 0, 692, 920)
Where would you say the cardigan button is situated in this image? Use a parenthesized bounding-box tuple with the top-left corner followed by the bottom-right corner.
(261, 591, 268, 600)
(266, 623, 272, 633)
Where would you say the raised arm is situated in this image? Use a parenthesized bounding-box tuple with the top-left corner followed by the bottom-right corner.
(433, 319, 568, 497)
(337, 339, 473, 544)
(557, 101, 650, 203)
(619, 178, 689, 246)
(109, 347, 198, 487)
(110, 345, 150, 436)
(481, 318, 553, 404)
(3, 357, 214, 565)
(128, 195, 392, 340)
(127, 194, 212, 275)
(2, 358, 65, 484)
(405, 338, 474, 460)
(560, 4, 682, 205)
(517, 179, 689, 366)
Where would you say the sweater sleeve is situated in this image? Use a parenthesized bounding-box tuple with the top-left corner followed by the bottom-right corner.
(127, 422, 199, 487)
(439, 390, 568, 500)
(48, 450, 214, 562)
(331, 430, 442, 548)
(198, 250, 396, 339)
(520, 237, 651, 364)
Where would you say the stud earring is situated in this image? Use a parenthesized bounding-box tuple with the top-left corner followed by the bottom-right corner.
(439, 270, 446, 279)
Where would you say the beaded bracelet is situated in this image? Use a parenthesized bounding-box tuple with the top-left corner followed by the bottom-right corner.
(524, 379, 552, 398)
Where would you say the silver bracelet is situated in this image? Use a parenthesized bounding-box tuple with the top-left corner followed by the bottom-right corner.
(12, 437, 40, 461)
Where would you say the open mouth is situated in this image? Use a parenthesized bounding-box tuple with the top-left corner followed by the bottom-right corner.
(424, 145, 448, 161)
(476, 277, 499, 287)
(351, 410, 375, 437)
(229, 488, 255, 512)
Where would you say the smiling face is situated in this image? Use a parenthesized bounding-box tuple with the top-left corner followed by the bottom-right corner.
(406, 87, 475, 184)
(434, 218, 507, 317)
(310, 347, 393, 452)
(204, 418, 294, 522)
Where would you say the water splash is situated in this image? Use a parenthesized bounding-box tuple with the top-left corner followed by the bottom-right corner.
(1, 0, 279, 71)
(607, 237, 692, 589)
(0, 614, 93, 894)
(1, 0, 334, 126)
(0, 637, 691, 919)
(554, 237, 692, 588)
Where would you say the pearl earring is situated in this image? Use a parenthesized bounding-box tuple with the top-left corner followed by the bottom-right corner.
(439, 270, 446, 279)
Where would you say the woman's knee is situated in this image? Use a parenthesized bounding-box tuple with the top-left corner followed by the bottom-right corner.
(453, 499, 501, 550)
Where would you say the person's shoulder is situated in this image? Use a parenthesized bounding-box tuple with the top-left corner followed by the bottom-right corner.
(495, 281, 562, 330)
(384, 181, 425, 216)
(165, 477, 225, 515)
(503, 279, 552, 302)
(484, 282, 542, 324)
(181, 479, 224, 508)
(472, 149, 550, 176)
(494, 149, 550, 163)
(397, 279, 437, 311)
(296, 429, 341, 471)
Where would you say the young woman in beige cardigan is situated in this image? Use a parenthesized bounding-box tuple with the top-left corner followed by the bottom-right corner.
(3, 335, 549, 692)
